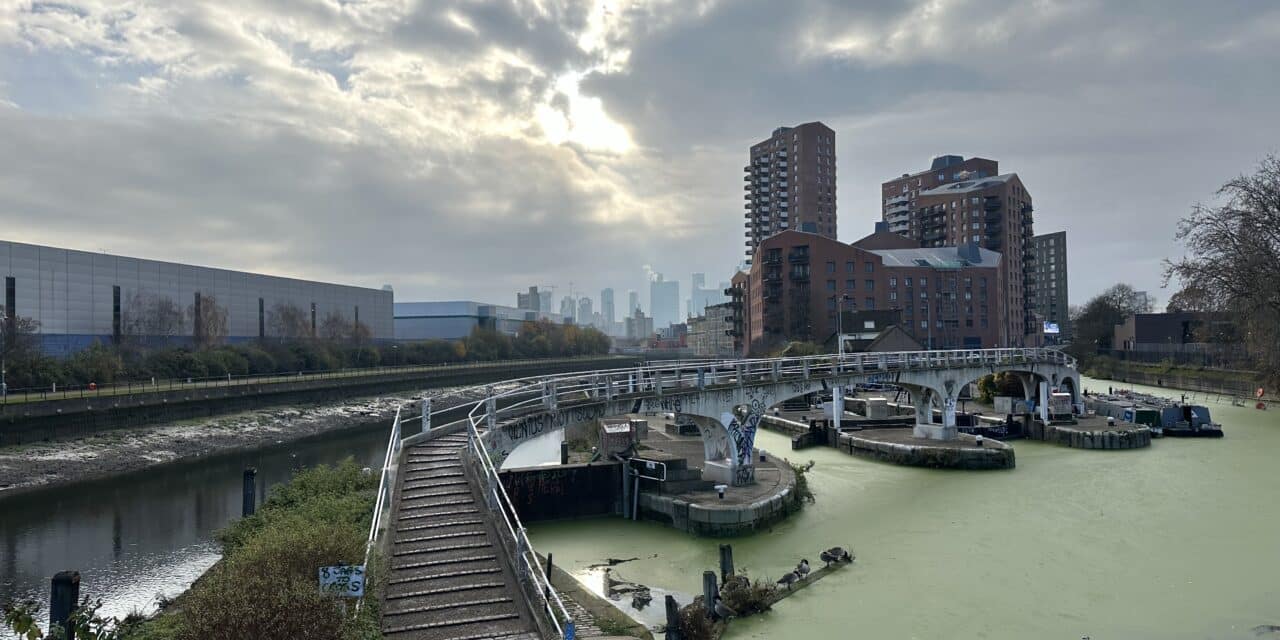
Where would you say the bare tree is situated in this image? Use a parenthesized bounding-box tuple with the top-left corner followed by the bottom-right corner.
(1, 309, 41, 366)
(121, 291, 187, 345)
(318, 311, 353, 342)
(1165, 154, 1280, 382)
(189, 292, 229, 348)
(267, 303, 311, 339)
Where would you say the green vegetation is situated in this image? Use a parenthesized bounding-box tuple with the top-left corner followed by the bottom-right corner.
(0, 319, 609, 390)
(977, 372, 1025, 403)
(2, 460, 384, 640)
(790, 460, 817, 505)
(1083, 355, 1260, 386)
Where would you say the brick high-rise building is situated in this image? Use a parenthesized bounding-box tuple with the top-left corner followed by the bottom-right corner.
(881, 156, 1035, 345)
(743, 122, 837, 265)
(1029, 231, 1069, 343)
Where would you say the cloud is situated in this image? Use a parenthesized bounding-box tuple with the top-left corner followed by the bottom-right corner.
(1, 0, 1279, 316)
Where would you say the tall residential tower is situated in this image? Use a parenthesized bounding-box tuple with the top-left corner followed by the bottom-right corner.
(744, 121, 837, 265)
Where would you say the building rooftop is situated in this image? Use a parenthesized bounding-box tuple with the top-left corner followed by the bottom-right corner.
(869, 245, 1002, 269)
(917, 173, 1017, 197)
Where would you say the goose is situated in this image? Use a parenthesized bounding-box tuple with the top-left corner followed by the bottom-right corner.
(712, 595, 737, 621)
(776, 570, 801, 590)
(795, 559, 811, 579)
(820, 547, 853, 566)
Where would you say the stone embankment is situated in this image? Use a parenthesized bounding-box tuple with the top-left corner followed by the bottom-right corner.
(835, 430, 1015, 470)
(1026, 419, 1152, 450)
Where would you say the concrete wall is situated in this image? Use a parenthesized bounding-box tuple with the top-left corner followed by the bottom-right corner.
(499, 462, 623, 522)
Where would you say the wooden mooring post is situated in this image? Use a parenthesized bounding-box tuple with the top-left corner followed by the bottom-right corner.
(664, 594, 682, 640)
(702, 571, 718, 618)
(50, 570, 80, 639)
(242, 467, 257, 517)
(718, 544, 734, 582)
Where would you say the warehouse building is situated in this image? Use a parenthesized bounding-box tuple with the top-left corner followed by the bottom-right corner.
(1, 240, 393, 355)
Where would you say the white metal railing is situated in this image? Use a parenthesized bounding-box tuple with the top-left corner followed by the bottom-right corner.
(357, 405, 403, 613)
(442, 348, 1071, 636)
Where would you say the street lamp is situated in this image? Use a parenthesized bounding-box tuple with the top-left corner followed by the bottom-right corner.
(831, 294, 853, 358)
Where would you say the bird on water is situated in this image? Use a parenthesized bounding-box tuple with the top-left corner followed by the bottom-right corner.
(820, 547, 853, 566)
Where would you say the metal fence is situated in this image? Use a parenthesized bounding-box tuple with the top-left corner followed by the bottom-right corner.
(357, 405, 403, 614)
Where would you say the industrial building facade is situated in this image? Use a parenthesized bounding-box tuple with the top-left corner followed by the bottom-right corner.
(733, 229, 1008, 353)
(1, 240, 394, 355)
(394, 301, 562, 341)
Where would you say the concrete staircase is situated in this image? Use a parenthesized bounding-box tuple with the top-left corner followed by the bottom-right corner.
(381, 432, 541, 640)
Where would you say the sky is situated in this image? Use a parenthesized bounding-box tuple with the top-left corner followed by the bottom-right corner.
(2, 0, 1279, 317)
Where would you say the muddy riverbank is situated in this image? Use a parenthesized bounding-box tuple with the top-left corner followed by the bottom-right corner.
(0, 383, 498, 499)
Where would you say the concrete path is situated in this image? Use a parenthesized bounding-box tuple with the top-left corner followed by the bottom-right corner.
(381, 432, 541, 640)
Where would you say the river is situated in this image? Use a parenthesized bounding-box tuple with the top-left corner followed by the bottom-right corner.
(0, 424, 389, 637)
(529, 376, 1280, 639)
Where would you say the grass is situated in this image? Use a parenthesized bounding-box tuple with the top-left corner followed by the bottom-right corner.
(121, 459, 382, 640)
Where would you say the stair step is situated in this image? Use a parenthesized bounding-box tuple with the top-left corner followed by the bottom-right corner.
(392, 554, 497, 571)
(398, 530, 487, 545)
(403, 479, 469, 491)
(397, 519, 484, 533)
(393, 541, 492, 557)
(384, 581, 507, 602)
(401, 488, 472, 500)
(384, 612, 522, 635)
(384, 596, 514, 618)
(387, 567, 502, 586)
(399, 508, 479, 521)
(402, 498, 474, 510)
(403, 471, 465, 480)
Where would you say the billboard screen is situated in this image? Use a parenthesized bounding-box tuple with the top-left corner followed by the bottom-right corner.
(1043, 321, 1060, 335)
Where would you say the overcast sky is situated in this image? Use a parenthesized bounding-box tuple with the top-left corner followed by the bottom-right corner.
(2, 0, 1278, 315)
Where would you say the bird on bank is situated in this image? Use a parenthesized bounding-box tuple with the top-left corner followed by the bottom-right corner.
(795, 559, 811, 579)
(820, 547, 853, 566)
(776, 570, 801, 590)
(713, 595, 738, 621)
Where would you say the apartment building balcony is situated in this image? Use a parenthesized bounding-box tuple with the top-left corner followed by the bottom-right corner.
(984, 225, 1002, 237)
(984, 197, 1001, 211)
(985, 211, 1003, 224)
(985, 237, 1002, 250)
(923, 230, 946, 242)
(789, 271, 809, 282)
(788, 251, 810, 264)
(923, 217, 946, 230)
(764, 270, 782, 282)
(886, 194, 910, 207)
(1022, 210, 1034, 225)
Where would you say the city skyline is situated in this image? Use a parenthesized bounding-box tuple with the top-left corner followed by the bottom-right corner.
(2, 2, 1279, 312)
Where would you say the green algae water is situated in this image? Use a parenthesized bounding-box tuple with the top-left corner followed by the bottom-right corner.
(529, 377, 1280, 639)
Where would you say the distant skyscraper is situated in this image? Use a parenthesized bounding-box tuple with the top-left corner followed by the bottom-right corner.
(649, 274, 680, 329)
(560, 295, 576, 322)
(517, 286, 540, 311)
(628, 290, 640, 315)
(601, 288, 615, 325)
(687, 271, 726, 318)
(744, 121, 837, 264)
(578, 296, 593, 326)
(538, 290, 552, 313)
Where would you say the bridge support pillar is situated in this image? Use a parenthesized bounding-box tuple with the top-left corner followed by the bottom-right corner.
(912, 387, 957, 440)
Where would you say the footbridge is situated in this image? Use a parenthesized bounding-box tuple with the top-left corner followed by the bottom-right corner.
(371, 348, 1077, 639)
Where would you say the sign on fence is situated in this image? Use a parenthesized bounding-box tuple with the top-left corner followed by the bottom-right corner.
(319, 565, 366, 597)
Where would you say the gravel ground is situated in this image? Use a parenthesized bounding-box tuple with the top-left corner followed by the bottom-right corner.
(0, 382, 510, 498)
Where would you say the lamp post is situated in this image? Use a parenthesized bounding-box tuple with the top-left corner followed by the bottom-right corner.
(831, 294, 852, 358)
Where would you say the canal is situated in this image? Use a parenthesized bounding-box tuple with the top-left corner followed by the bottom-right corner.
(0, 422, 389, 636)
(1, 376, 1276, 638)
(529, 376, 1280, 639)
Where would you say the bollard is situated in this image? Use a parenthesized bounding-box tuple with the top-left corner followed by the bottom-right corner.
(242, 468, 257, 517)
(702, 571, 718, 618)
(664, 595, 682, 640)
(560, 440, 569, 465)
(545, 553, 553, 600)
(718, 544, 735, 582)
(50, 571, 80, 639)
(715, 484, 727, 500)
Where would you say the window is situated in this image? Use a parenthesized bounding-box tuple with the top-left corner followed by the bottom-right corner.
(889, 277, 897, 287)
(964, 291, 972, 300)
(827, 280, 836, 291)
(845, 261, 854, 273)
(921, 291, 928, 299)
(904, 277, 912, 287)
(258, 298, 266, 337)
(889, 291, 897, 301)
(864, 298, 875, 310)
(826, 261, 836, 273)
(112, 285, 121, 342)
(864, 262, 874, 273)
(920, 320, 928, 328)
(981, 317, 989, 329)
(865, 279, 875, 291)
(845, 279, 855, 290)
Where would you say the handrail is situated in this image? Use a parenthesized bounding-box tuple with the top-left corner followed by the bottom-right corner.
(356, 405, 402, 614)
(443, 348, 1074, 638)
